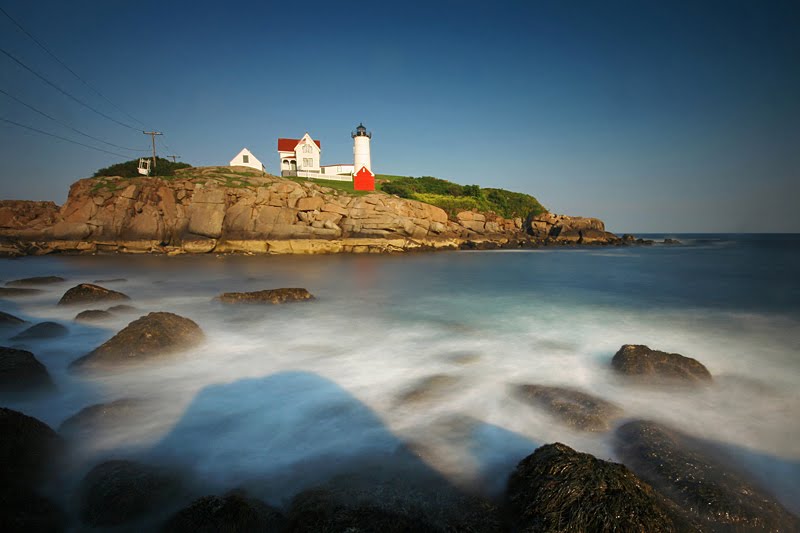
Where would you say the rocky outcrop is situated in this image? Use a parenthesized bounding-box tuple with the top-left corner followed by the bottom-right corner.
(70, 312, 204, 370)
(0, 347, 54, 393)
(0, 310, 26, 327)
(0, 167, 622, 255)
(615, 420, 799, 531)
(74, 309, 113, 322)
(10, 321, 68, 340)
(57, 283, 130, 306)
(0, 408, 63, 487)
(611, 344, 712, 384)
(216, 288, 315, 304)
(396, 374, 460, 405)
(59, 398, 147, 436)
(0, 484, 66, 533)
(5, 276, 65, 286)
(0, 287, 42, 298)
(162, 491, 286, 533)
(512, 384, 623, 432)
(506, 442, 696, 532)
(525, 212, 620, 244)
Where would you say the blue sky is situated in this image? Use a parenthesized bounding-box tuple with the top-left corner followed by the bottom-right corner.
(1, 0, 798, 232)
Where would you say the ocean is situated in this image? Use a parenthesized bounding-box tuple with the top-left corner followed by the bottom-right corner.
(1, 234, 799, 513)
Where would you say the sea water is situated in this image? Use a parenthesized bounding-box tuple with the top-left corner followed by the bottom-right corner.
(1, 234, 798, 512)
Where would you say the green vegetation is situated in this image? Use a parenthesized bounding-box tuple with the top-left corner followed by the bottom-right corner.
(93, 157, 191, 178)
(377, 175, 546, 219)
(284, 176, 373, 196)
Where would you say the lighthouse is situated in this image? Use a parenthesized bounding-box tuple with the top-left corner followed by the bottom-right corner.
(352, 123, 375, 191)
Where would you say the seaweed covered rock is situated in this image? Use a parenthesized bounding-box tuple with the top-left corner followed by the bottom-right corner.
(611, 344, 712, 384)
(74, 309, 113, 323)
(70, 312, 204, 370)
(615, 420, 799, 531)
(59, 398, 147, 436)
(10, 322, 68, 340)
(506, 442, 695, 532)
(161, 490, 286, 533)
(0, 407, 63, 487)
(5, 276, 65, 286)
(57, 283, 130, 306)
(79, 460, 181, 527)
(0, 484, 66, 533)
(216, 288, 314, 304)
(513, 384, 623, 431)
(0, 347, 54, 393)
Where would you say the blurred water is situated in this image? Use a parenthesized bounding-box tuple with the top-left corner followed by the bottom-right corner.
(1, 235, 798, 511)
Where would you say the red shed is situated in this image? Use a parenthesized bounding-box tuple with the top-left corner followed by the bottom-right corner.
(353, 166, 375, 191)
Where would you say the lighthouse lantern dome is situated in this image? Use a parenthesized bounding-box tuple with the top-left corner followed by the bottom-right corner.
(352, 123, 372, 139)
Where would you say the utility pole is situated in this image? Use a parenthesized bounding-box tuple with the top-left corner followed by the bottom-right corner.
(165, 154, 180, 163)
(143, 131, 163, 168)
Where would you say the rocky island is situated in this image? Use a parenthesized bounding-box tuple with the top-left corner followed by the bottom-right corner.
(0, 166, 628, 256)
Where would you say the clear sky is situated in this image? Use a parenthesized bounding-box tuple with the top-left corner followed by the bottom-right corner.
(1, 0, 798, 233)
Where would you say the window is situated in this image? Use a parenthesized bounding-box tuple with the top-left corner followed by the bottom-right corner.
(303, 158, 313, 167)
(302, 144, 313, 154)
(242, 155, 249, 163)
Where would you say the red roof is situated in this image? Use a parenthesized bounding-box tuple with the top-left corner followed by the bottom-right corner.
(277, 138, 321, 151)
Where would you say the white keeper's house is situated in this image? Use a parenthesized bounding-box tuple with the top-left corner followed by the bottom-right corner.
(229, 147, 265, 172)
(277, 133, 355, 182)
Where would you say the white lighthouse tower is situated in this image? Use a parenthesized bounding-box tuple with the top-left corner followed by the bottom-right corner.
(352, 123, 372, 174)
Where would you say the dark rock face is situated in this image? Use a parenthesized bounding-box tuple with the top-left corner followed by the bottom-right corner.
(59, 398, 146, 436)
(5, 276, 65, 286)
(217, 288, 314, 304)
(107, 304, 137, 313)
(615, 420, 799, 532)
(0, 287, 43, 298)
(10, 322, 68, 340)
(397, 374, 459, 405)
(57, 283, 130, 306)
(0, 310, 26, 326)
(70, 312, 204, 370)
(611, 344, 712, 383)
(513, 384, 623, 432)
(506, 442, 694, 533)
(79, 460, 181, 527)
(161, 491, 286, 533)
(0, 484, 66, 533)
(74, 309, 113, 322)
(0, 408, 63, 488)
(0, 347, 54, 393)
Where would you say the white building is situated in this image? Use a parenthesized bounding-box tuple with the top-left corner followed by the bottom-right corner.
(320, 164, 355, 176)
(277, 133, 321, 174)
(229, 148, 264, 172)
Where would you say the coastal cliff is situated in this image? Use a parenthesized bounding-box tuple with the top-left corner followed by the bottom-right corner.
(0, 167, 620, 256)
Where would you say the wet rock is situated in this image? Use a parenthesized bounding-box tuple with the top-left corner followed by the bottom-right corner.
(107, 304, 137, 313)
(216, 288, 314, 304)
(0, 407, 63, 487)
(93, 278, 127, 283)
(0, 484, 66, 533)
(663, 238, 681, 244)
(59, 398, 146, 436)
(506, 442, 695, 532)
(57, 283, 130, 306)
(70, 312, 204, 370)
(615, 420, 799, 532)
(79, 460, 181, 527)
(611, 344, 712, 383)
(161, 490, 286, 533)
(74, 309, 113, 323)
(0, 310, 26, 327)
(0, 287, 43, 298)
(513, 384, 623, 432)
(0, 347, 54, 393)
(396, 374, 459, 405)
(5, 276, 65, 287)
(10, 322, 68, 340)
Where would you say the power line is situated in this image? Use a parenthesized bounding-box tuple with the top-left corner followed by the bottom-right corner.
(0, 5, 147, 128)
(1, 117, 128, 158)
(0, 46, 140, 131)
(0, 87, 149, 152)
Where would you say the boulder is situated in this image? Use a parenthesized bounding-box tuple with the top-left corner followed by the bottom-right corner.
(79, 460, 181, 527)
(0, 310, 26, 327)
(506, 442, 695, 532)
(74, 309, 114, 323)
(59, 398, 146, 436)
(216, 288, 314, 304)
(161, 490, 286, 533)
(10, 322, 68, 340)
(70, 312, 204, 370)
(0, 408, 63, 487)
(0, 484, 66, 533)
(396, 374, 460, 405)
(0, 287, 43, 298)
(512, 384, 623, 431)
(615, 420, 799, 532)
(108, 304, 137, 313)
(57, 283, 130, 306)
(0, 347, 54, 393)
(611, 344, 712, 383)
(5, 276, 65, 287)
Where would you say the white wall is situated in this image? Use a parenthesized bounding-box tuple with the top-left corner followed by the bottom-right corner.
(321, 164, 354, 176)
(353, 136, 371, 173)
(230, 148, 264, 171)
(296, 133, 320, 172)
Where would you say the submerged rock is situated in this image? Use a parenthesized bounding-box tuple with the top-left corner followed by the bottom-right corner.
(5, 276, 65, 286)
(615, 420, 799, 531)
(107, 304, 137, 313)
(506, 442, 695, 532)
(10, 322, 68, 340)
(70, 312, 204, 370)
(216, 288, 314, 304)
(0, 310, 26, 327)
(513, 384, 623, 432)
(611, 344, 712, 383)
(57, 283, 130, 306)
(396, 374, 460, 405)
(59, 398, 147, 436)
(0, 484, 66, 533)
(0, 347, 54, 393)
(79, 460, 181, 527)
(0, 407, 63, 488)
(74, 309, 113, 323)
(161, 490, 286, 533)
(0, 287, 43, 298)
